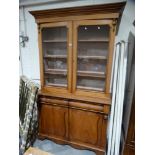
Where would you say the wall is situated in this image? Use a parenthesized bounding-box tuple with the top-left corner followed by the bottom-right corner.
(19, 0, 135, 83)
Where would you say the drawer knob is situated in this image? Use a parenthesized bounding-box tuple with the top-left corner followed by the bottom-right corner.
(104, 115, 108, 120)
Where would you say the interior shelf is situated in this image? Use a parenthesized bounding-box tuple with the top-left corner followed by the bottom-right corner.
(43, 40, 67, 43)
(44, 55, 67, 59)
(77, 70, 105, 78)
(45, 69, 67, 75)
(78, 39, 109, 42)
(78, 55, 107, 60)
(77, 86, 103, 91)
(47, 83, 67, 87)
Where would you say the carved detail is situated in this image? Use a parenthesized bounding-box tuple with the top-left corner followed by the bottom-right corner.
(103, 114, 108, 120)
(112, 18, 117, 32)
(38, 24, 41, 33)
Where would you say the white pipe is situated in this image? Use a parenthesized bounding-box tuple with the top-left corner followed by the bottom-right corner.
(107, 43, 120, 155)
(111, 43, 122, 155)
(115, 41, 128, 155)
(113, 42, 125, 154)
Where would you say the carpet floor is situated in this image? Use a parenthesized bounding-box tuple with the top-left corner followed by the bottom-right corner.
(33, 139, 96, 155)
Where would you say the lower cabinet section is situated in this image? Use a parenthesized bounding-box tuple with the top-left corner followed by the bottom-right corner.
(38, 97, 109, 155)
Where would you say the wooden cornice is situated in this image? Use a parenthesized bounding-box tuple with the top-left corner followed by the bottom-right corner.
(30, 2, 126, 20)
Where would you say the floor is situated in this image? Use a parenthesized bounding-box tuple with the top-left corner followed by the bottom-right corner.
(33, 139, 96, 155)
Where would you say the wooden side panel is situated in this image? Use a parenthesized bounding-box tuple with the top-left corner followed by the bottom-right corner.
(69, 108, 103, 146)
(123, 146, 135, 155)
(39, 104, 53, 135)
(100, 118, 108, 148)
(52, 106, 68, 139)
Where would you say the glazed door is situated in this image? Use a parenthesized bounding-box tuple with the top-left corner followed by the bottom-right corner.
(72, 20, 115, 97)
(39, 22, 72, 93)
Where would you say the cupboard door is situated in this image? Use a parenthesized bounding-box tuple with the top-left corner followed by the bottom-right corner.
(69, 108, 107, 148)
(52, 105, 68, 139)
(39, 102, 68, 140)
(39, 22, 72, 93)
(39, 104, 53, 135)
(73, 20, 115, 96)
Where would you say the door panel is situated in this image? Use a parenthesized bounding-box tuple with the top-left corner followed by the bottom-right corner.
(39, 104, 53, 135)
(52, 106, 68, 139)
(39, 102, 68, 140)
(72, 20, 115, 96)
(39, 22, 72, 93)
(100, 118, 108, 148)
(69, 108, 106, 147)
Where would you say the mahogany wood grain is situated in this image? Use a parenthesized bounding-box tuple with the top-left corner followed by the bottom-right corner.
(69, 109, 102, 146)
(35, 13, 119, 25)
(30, 2, 126, 21)
(69, 101, 104, 113)
(105, 22, 116, 93)
(51, 106, 68, 139)
(39, 103, 68, 140)
(38, 97, 109, 154)
(39, 89, 111, 105)
(30, 3, 126, 155)
(40, 104, 53, 135)
(38, 27, 44, 89)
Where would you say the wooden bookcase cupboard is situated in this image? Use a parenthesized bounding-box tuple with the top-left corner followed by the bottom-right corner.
(30, 2, 125, 155)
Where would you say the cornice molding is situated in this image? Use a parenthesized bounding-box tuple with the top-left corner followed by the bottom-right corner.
(30, 2, 126, 20)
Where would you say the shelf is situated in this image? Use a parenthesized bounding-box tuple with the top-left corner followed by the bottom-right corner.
(47, 83, 67, 87)
(44, 55, 67, 59)
(43, 40, 67, 43)
(45, 69, 67, 75)
(78, 39, 109, 42)
(78, 55, 107, 60)
(77, 86, 103, 91)
(77, 70, 105, 78)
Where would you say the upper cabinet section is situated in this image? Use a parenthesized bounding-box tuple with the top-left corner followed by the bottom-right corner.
(30, 2, 126, 98)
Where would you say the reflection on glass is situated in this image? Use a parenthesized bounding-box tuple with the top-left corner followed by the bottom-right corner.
(42, 26, 68, 87)
(77, 25, 109, 91)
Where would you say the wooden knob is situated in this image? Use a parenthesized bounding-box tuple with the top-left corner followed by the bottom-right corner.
(104, 115, 108, 120)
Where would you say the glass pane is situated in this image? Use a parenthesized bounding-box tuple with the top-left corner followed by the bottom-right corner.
(45, 74, 67, 87)
(42, 26, 68, 88)
(77, 25, 110, 92)
(77, 77, 105, 91)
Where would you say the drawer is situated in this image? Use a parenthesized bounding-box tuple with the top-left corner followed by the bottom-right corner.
(39, 97, 68, 107)
(69, 101, 110, 114)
